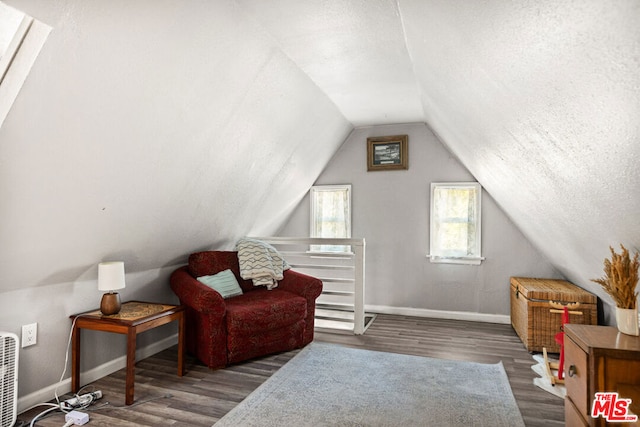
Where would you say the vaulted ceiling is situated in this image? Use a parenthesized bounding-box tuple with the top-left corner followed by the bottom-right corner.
(1, 0, 639, 319)
(240, 0, 640, 314)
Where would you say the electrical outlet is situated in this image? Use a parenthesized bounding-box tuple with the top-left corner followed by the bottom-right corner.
(22, 322, 37, 347)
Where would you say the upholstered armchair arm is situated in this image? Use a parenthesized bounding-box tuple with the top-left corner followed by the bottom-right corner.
(170, 266, 226, 317)
(278, 269, 323, 300)
(279, 269, 322, 345)
(170, 266, 229, 368)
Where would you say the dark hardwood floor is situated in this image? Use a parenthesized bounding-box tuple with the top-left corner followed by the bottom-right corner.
(18, 314, 564, 426)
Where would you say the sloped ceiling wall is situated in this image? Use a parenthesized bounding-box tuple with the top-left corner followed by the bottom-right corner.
(0, 0, 351, 293)
(1, 0, 639, 399)
(243, 0, 640, 321)
(5, 1, 634, 308)
(0, 0, 640, 308)
(237, 0, 425, 125)
(1, 0, 353, 398)
(398, 0, 640, 322)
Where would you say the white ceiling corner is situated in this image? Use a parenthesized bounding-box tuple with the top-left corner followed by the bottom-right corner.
(238, 0, 424, 126)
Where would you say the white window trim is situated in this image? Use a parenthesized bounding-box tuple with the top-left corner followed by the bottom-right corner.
(428, 182, 484, 265)
(309, 184, 352, 253)
(0, 11, 31, 82)
(0, 3, 51, 129)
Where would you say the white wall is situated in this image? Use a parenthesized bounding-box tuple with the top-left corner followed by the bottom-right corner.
(0, 0, 350, 404)
(3, 0, 637, 408)
(279, 123, 562, 316)
(1, 266, 178, 408)
(399, 0, 640, 323)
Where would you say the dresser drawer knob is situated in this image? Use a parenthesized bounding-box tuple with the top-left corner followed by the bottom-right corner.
(568, 365, 577, 377)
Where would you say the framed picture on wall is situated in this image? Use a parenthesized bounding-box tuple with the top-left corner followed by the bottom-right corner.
(366, 135, 408, 171)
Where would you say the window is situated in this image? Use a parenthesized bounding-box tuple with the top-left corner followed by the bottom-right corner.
(310, 185, 351, 252)
(0, 1, 51, 128)
(429, 182, 483, 265)
(0, 2, 30, 80)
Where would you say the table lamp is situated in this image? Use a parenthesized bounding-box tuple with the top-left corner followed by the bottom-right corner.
(98, 261, 126, 315)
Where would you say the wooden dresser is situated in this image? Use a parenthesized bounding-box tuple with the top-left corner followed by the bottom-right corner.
(564, 324, 640, 426)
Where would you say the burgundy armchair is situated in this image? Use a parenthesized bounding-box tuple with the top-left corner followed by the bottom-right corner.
(170, 251, 322, 369)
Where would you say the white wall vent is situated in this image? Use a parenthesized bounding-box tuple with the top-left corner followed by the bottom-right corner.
(0, 332, 18, 427)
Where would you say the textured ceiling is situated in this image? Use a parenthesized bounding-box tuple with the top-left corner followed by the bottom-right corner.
(4, 0, 639, 401)
(239, 0, 425, 126)
(243, 0, 640, 320)
(1, 0, 639, 322)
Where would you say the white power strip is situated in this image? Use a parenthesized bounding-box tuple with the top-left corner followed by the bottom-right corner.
(61, 390, 103, 410)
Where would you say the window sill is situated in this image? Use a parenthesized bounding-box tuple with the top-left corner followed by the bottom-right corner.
(427, 255, 485, 265)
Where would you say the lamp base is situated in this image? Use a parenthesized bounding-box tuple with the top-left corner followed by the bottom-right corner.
(100, 292, 121, 315)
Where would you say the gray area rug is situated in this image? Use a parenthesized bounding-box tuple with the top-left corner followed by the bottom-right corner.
(214, 342, 525, 426)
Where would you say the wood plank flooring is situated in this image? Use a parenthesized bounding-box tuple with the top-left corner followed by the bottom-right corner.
(17, 314, 564, 426)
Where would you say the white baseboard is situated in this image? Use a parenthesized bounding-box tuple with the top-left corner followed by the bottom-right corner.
(19, 308, 509, 414)
(365, 304, 511, 325)
(18, 334, 178, 414)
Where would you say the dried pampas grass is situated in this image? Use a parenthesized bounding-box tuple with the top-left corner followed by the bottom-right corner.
(591, 244, 639, 309)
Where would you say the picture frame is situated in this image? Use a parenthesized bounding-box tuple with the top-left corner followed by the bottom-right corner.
(366, 135, 408, 171)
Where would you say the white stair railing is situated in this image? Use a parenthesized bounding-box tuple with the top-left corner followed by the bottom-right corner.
(249, 237, 367, 334)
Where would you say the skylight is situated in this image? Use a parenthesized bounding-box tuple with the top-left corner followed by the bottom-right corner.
(0, 1, 50, 128)
(0, 2, 29, 83)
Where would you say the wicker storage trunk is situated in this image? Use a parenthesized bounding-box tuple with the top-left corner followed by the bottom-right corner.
(510, 277, 597, 353)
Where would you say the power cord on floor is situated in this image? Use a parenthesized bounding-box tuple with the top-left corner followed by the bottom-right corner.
(21, 315, 93, 426)
(21, 393, 174, 426)
(27, 404, 59, 427)
(88, 392, 174, 412)
(21, 315, 174, 425)
(54, 315, 85, 406)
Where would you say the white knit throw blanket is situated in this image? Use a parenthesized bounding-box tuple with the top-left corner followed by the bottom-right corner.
(236, 238, 290, 290)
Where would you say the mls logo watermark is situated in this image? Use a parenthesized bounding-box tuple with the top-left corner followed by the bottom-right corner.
(591, 392, 638, 422)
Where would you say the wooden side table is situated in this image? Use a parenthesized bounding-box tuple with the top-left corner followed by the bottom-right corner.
(70, 301, 185, 405)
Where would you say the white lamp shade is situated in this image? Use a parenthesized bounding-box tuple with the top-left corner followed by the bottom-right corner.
(98, 261, 126, 291)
